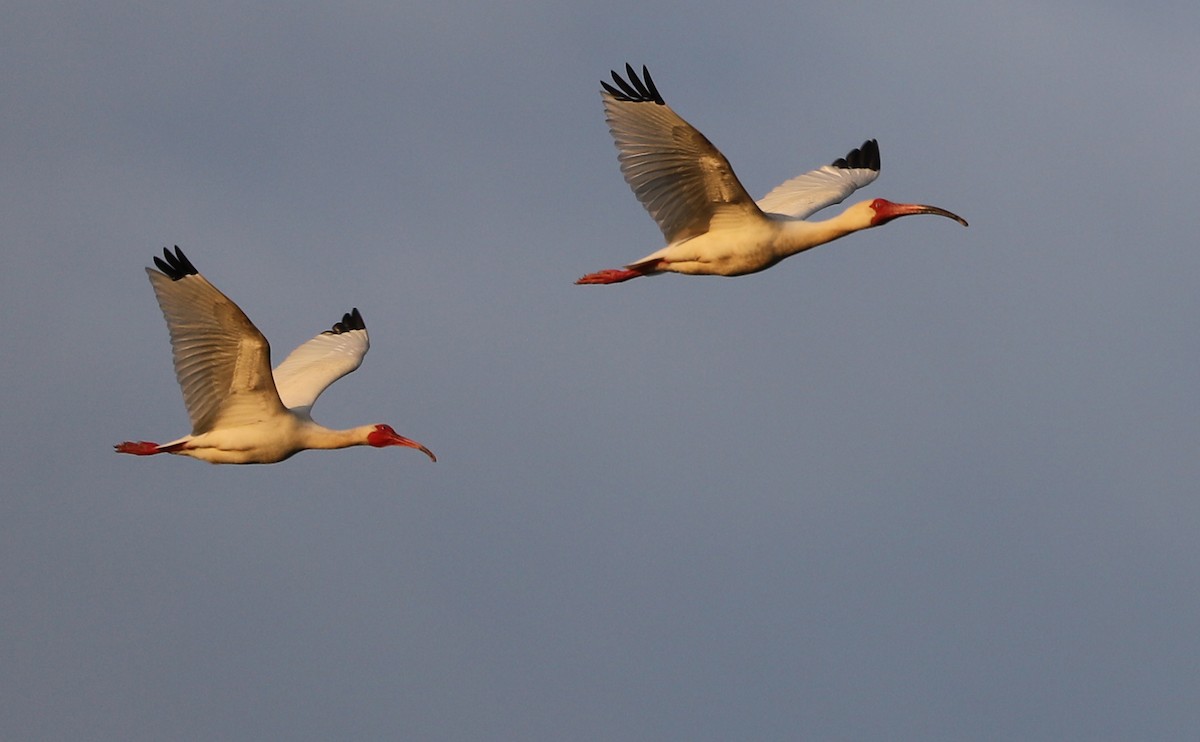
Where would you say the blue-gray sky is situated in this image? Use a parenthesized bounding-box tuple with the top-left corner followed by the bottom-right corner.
(4, 1, 1200, 739)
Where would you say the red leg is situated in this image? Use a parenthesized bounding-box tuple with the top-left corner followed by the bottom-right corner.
(114, 441, 162, 455)
(576, 266, 654, 284)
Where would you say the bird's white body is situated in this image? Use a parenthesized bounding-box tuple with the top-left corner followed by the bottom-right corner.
(155, 418, 387, 465)
(629, 206, 876, 277)
(577, 65, 966, 284)
(116, 247, 434, 465)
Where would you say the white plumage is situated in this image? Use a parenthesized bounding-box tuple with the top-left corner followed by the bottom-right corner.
(577, 65, 967, 284)
(116, 247, 435, 464)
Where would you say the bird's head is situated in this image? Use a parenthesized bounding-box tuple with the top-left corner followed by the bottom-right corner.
(367, 424, 437, 462)
(864, 198, 969, 228)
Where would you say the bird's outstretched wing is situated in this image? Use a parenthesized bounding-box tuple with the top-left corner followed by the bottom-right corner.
(602, 64, 762, 243)
(272, 308, 369, 414)
(146, 246, 286, 434)
(755, 139, 881, 220)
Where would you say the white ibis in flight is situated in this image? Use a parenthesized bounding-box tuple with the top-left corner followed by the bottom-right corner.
(115, 246, 435, 464)
(576, 64, 968, 284)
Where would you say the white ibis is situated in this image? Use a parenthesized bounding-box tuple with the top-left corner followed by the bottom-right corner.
(115, 246, 435, 464)
(576, 65, 968, 284)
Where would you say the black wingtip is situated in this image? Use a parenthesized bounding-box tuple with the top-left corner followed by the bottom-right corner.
(152, 245, 198, 281)
(831, 139, 880, 172)
(325, 307, 365, 335)
(601, 63, 665, 104)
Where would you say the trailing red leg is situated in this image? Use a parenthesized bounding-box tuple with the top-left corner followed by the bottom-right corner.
(575, 265, 656, 284)
(114, 441, 162, 455)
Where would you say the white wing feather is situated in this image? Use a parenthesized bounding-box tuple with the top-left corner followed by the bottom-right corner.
(146, 261, 286, 435)
(756, 140, 881, 220)
(602, 65, 762, 244)
(272, 309, 369, 413)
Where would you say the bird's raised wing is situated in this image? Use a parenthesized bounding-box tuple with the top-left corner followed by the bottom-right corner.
(755, 139, 881, 220)
(602, 64, 762, 243)
(146, 246, 286, 435)
(272, 308, 369, 414)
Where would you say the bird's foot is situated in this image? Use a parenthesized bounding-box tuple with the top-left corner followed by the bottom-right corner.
(575, 268, 645, 285)
(114, 441, 161, 455)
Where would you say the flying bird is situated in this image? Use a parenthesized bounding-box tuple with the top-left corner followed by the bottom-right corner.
(115, 246, 435, 464)
(576, 65, 967, 284)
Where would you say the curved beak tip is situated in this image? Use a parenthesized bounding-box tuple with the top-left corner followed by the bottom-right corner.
(394, 435, 436, 462)
(879, 202, 967, 228)
(916, 204, 968, 227)
(406, 439, 436, 462)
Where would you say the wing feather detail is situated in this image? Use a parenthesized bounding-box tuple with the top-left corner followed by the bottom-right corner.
(602, 65, 761, 243)
(272, 308, 369, 413)
(145, 247, 285, 434)
(756, 139, 881, 220)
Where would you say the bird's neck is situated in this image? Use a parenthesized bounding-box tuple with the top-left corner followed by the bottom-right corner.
(773, 208, 872, 258)
(297, 422, 375, 451)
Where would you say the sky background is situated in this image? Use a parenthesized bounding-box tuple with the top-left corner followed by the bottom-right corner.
(3, 1, 1199, 739)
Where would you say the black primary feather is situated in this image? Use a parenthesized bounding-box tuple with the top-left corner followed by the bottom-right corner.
(153, 245, 199, 281)
(831, 139, 880, 172)
(601, 64, 665, 104)
(325, 308, 365, 335)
